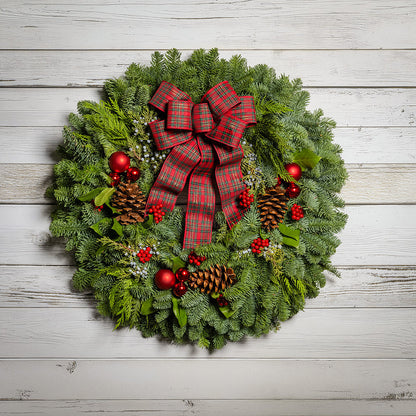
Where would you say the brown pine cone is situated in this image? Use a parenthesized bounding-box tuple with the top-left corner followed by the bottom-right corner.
(111, 182, 146, 225)
(257, 185, 289, 230)
(188, 264, 236, 294)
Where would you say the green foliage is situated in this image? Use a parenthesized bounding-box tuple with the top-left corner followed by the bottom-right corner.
(48, 49, 347, 351)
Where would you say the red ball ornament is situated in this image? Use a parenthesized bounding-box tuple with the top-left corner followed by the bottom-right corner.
(285, 163, 302, 181)
(109, 172, 121, 186)
(175, 268, 190, 282)
(154, 269, 176, 290)
(173, 282, 188, 297)
(286, 182, 301, 198)
(126, 166, 140, 182)
(109, 151, 130, 173)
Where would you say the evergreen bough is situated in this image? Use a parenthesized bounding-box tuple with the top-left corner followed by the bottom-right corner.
(48, 49, 348, 350)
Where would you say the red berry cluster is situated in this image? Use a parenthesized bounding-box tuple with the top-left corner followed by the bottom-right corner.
(251, 237, 270, 254)
(188, 251, 206, 266)
(137, 247, 153, 263)
(291, 204, 304, 221)
(238, 188, 254, 208)
(217, 294, 229, 307)
(148, 204, 165, 224)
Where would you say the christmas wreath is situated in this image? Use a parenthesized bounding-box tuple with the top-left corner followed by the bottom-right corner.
(48, 49, 348, 350)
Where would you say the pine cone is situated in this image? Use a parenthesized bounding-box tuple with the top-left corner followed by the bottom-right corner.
(188, 265, 236, 295)
(111, 182, 146, 225)
(257, 185, 289, 231)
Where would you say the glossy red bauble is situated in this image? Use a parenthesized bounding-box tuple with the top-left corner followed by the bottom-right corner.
(109, 172, 121, 186)
(154, 269, 176, 290)
(285, 163, 302, 181)
(126, 166, 140, 182)
(109, 151, 130, 173)
(286, 182, 301, 198)
(173, 282, 188, 297)
(175, 268, 190, 282)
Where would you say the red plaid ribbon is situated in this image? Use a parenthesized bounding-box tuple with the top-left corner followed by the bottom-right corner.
(147, 81, 256, 248)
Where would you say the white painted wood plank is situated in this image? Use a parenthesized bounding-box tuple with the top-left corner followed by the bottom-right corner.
(0, 308, 414, 359)
(2, 88, 415, 127)
(0, 0, 415, 49)
(1, 50, 416, 87)
(1, 399, 415, 416)
(0, 205, 414, 266)
(2, 163, 414, 205)
(0, 359, 415, 400)
(1, 266, 415, 308)
(308, 88, 416, 127)
(1, 126, 414, 165)
(334, 127, 416, 164)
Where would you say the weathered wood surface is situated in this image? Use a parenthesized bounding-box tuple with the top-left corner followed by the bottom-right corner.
(1, 126, 415, 165)
(0, 1, 415, 414)
(1, 50, 416, 87)
(1, 399, 416, 416)
(1, 359, 415, 400)
(2, 163, 415, 205)
(0, 205, 414, 266)
(1, 87, 416, 127)
(1, 266, 415, 308)
(1, 0, 415, 49)
(0, 307, 414, 359)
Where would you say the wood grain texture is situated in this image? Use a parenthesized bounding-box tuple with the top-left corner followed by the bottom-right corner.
(1, 359, 415, 400)
(1, 0, 415, 49)
(0, 1, 415, 414)
(1, 266, 414, 308)
(2, 399, 416, 416)
(0, 308, 415, 359)
(1, 50, 416, 87)
(1, 126, 415, 165)
(2, 163, 415, 205)
(2, 87, 415, 127)
(0, 205, 415, 266)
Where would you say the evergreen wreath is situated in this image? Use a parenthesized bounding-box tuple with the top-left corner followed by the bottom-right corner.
(48, 49, 348, 350)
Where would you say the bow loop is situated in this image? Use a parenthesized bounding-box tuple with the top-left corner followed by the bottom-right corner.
(166, 100, 193, 131)
(202, 81, 241, 118)
(150, 120, 192, 151)
(149, 81, 191, 112)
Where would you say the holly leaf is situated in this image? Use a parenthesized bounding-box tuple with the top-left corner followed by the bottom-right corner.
(94, 187, 116, 206)
(172, 297, 187, 327)
(293, 149, 321, 170)
(171, 256, 186, 273)
(142, 214, 153, 229)
(140, 298, 155, 315)
(79, 187, 106, 202)
(111, 219, 123, 238)
(219, 305, 235, 318)
(279, 224, 300, 248)
(90, 217, 112, 237)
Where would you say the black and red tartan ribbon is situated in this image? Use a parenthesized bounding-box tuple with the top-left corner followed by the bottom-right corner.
(146, 80, 256, 248)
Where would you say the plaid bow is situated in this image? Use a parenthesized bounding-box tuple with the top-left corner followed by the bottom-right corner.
(146, 80, 256, 248)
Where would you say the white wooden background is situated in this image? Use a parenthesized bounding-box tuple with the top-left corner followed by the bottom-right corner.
(0, 1, 415, 415)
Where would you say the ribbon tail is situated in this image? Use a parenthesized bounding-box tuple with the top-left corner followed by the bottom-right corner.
(183, 136, 216, 249)
(146, 139, 201, 212)
(214, 143, 246, 228)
